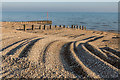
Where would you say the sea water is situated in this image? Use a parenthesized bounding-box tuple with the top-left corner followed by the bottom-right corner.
(2, 12, 118, 32)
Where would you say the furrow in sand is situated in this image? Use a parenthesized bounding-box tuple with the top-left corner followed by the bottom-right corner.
(2, 37, 41, 64)
(86, 36, 104, 42)
(101, 49, 120, 62)
(60, 42, 89, 78)
(101, 47, 120, 58)
(76, 36, 99, 43)
(19, 38, 43, 58)
(42, 40, 60, 63)
(70, 42, 101, 78)
(75, 42, 119, 78)
(1, 67, 19, 78)
(81, 36, 96, 41)
(1, 37, 37, 56)
(1, 37, 38, 63)
(84, 43, 120, 69)
(81, 43, 119, 72)
(1, 37, 37, 52)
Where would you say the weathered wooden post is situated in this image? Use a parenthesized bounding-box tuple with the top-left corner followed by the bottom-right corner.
(67, 25, 69, 28)
(59, 25, 61, 28)
(39, 25, 41, 29)
(40, 25, 43, 30)
(50, 25, 52, 29)
(84, 26, 86, 30)
(43, 25, 46, 30)
(71, 25, 74, 29)
(74, 25, 76, 29)
(55, 25, 57, 28)
(77, 25, 79, 29)
(63, 25, 65, 28)
(80, 25, 82, 29)
(23, 24, 26, 31)
(32, 25, 34, 30)
(82, 26, 84, 30)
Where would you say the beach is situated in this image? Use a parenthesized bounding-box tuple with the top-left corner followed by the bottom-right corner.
(0, 22, 120, 79)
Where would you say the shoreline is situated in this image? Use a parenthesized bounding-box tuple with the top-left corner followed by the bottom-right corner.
(1, 21, 119, 34)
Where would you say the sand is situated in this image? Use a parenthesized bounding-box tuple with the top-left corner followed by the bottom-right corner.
(0, 22, 120, 79)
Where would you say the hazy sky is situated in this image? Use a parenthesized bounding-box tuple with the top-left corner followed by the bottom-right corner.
(1, 0, 120, 2)
(2, 2, 118, 12)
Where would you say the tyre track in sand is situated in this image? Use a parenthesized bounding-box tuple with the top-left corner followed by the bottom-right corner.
(1, 37, 43, 78)
(60, 36, 119, 78)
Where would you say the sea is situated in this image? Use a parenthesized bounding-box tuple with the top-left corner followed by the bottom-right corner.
(2, 12, 119, 32)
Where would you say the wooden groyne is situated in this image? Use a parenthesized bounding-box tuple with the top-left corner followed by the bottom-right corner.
(1, 21, 87, 31)
(22, 24, 87, 31)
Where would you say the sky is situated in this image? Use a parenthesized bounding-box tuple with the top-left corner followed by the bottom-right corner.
(2, 2, 118, 12)
(1, 0, 120, 2)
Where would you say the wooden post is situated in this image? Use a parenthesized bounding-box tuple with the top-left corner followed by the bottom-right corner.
(44, 25, 46, 30)
(32, 25, 34, 30)
(50, 25, 52, 29)
(82, 26, 84, 30)
(67, 25, 69, 28)
(55, 25, 57, 28)
(85, 26, 86, 30)
(39, 25, 41, 29)
(71, 25, 74, 28)
(74, 25, 76, 29)
(23, 24, 26, 31)
(59, 25, 61, 27)
(63, 25, 65, 28)
(77, 25, 79, 29)
(41, 25, 43, 30)
(80, 25, 82, 29)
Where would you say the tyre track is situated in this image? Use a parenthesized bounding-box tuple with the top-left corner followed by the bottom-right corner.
(1, 37, 43, 78)
(75, 42, 119, 78)
(19, 38, 44, 58)
(42, 40, 60, 63)
(84, 43, 120, 69)
(1, 37, 37, 56)
(1, 37, 36, 52)
(60, 42, 100, 78)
